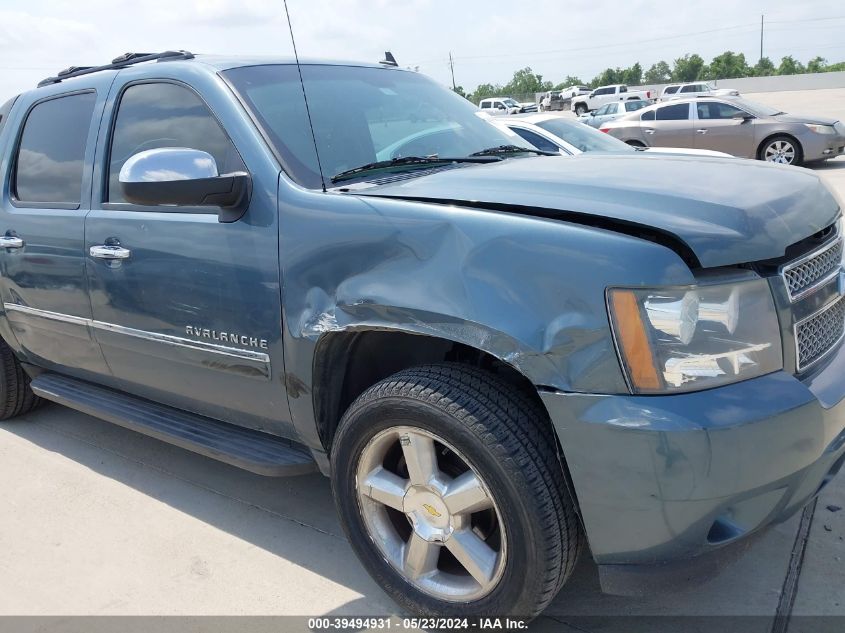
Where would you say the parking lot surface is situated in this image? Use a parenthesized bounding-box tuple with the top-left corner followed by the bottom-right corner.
(1, 89, 844, 630)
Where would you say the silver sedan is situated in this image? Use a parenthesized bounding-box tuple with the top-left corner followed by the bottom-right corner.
(601, 97, 845, 165)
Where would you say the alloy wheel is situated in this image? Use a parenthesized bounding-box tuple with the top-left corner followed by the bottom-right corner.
(764, 139, 796, 164)
(355, 426, 507, 602)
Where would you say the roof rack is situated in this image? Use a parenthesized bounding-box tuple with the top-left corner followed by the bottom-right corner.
(37, 50, 194, 88)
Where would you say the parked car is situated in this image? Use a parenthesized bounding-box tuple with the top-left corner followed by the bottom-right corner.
(519, 101, 538, 113)
(478, 96, 521, 115)
(497, 114, 730, 158)
(580, 99, 650, 128)
(1, 51, 844, 621)
(660, 82, 740, 101)
(602, 97, 845, 165)
(571, 84, 653, 115)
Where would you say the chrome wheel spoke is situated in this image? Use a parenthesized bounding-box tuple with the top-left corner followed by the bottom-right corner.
(401, 432, 439, 485)
(446, 529, 499, 588)
(403, 533, 440, 579)
(361, 466, 407, 511)
(443, 471, 493, 515)
(356, 426, 507, 601)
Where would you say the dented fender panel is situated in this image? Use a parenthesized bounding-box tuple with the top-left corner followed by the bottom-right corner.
(277, 178, 695, 448)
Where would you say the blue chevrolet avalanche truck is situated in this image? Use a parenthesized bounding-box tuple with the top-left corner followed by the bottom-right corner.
(0, 51, 844, 618)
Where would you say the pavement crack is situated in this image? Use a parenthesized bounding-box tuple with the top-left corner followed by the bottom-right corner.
(42, 424, 348, 542)
(772, 498, 817, 633)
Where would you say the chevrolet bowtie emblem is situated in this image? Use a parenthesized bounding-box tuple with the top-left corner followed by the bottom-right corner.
(422, 503, 442, 518)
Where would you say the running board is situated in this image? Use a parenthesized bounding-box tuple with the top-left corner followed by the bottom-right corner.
(30, 373, 317, 476)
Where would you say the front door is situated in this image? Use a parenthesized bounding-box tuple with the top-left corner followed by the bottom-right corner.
(0, 88, 111, 378)
(693, 101, 756, 157)
(85, 79, 289, 435)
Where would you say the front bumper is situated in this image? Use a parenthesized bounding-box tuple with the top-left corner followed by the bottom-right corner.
(803, 132, 845, 161)
(542, 337, 845, 591)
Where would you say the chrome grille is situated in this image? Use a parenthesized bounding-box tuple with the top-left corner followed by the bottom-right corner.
(795, 296, 845, 371)
(781, 237, 843, 302)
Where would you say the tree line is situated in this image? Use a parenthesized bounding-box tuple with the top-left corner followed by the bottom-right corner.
(457, 53, 845, 103)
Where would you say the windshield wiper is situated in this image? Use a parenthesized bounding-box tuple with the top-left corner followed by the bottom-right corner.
(470, 144, 559, 157)
(331, 155, 500, 183)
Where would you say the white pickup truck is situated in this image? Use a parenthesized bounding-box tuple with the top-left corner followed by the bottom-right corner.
(571, 84, 653, 115)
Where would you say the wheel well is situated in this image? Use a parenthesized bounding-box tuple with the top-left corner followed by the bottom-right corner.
(312, 330, 544, 452)
(757, 133, 802, 160)
(625, 139, 646, 147)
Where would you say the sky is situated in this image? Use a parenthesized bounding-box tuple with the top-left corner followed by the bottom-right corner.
(0, 0, 843, 101)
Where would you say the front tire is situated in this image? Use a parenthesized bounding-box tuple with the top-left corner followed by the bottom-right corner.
(330, 363, 581, 618)
(574, 103, 587, 116)
(0, 338, 41, 420)
(759, 135, 803, 166)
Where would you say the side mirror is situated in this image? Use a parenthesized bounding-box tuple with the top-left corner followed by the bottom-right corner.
(119, 148, 251, 223)
(732, 112, 754, 122)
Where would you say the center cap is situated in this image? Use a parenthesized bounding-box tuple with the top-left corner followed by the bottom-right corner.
(403, 486, 452, 542)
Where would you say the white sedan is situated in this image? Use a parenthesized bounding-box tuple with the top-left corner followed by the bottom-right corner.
(493, 113, 732, 158)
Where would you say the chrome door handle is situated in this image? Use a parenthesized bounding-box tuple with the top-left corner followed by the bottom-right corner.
(0, 236, 24, 249)
(696, 129, 708, 134)
(90, 245, 131, 260)
(644, 129, 655, 134)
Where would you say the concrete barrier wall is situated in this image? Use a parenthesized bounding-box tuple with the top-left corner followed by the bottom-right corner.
(633, 71, 845, 96)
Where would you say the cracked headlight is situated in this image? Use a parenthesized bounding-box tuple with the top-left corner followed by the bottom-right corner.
(607, 278, 783, 394)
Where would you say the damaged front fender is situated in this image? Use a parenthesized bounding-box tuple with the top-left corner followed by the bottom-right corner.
(278, 179, 695, 448)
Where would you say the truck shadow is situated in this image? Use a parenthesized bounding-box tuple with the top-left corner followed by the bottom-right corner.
(4, 402, 800, 620)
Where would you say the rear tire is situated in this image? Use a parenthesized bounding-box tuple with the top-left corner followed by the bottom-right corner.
(330, 363, 582, 618)
(0, 338, 42, 420)
(574, 103, 587, 116)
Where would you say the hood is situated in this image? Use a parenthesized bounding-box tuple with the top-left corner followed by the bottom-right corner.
(774, 113, 839, 126)
(352, 154, 840, 268)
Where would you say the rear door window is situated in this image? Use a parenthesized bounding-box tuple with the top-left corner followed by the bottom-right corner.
(606, 103, 618, 114)
(14, 91, 96, 205)
(625, 101, 646, 112)
(656, 103, 690, 120)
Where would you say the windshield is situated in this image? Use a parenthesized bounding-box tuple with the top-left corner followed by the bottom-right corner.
(533, 118, 633, 153)
(502, 98, 519, 107)
(223, 64, 529, 188)
(730, 98, 784, 117)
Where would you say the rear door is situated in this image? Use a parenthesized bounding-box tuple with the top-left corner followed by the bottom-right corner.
(0, 85, 112, 378)
(647, 102, 694, 147)
(694, 101, 755, 157)
(84, 77, 291, 435)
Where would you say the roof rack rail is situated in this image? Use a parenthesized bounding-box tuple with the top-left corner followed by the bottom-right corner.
(37, 50, 194, 88)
